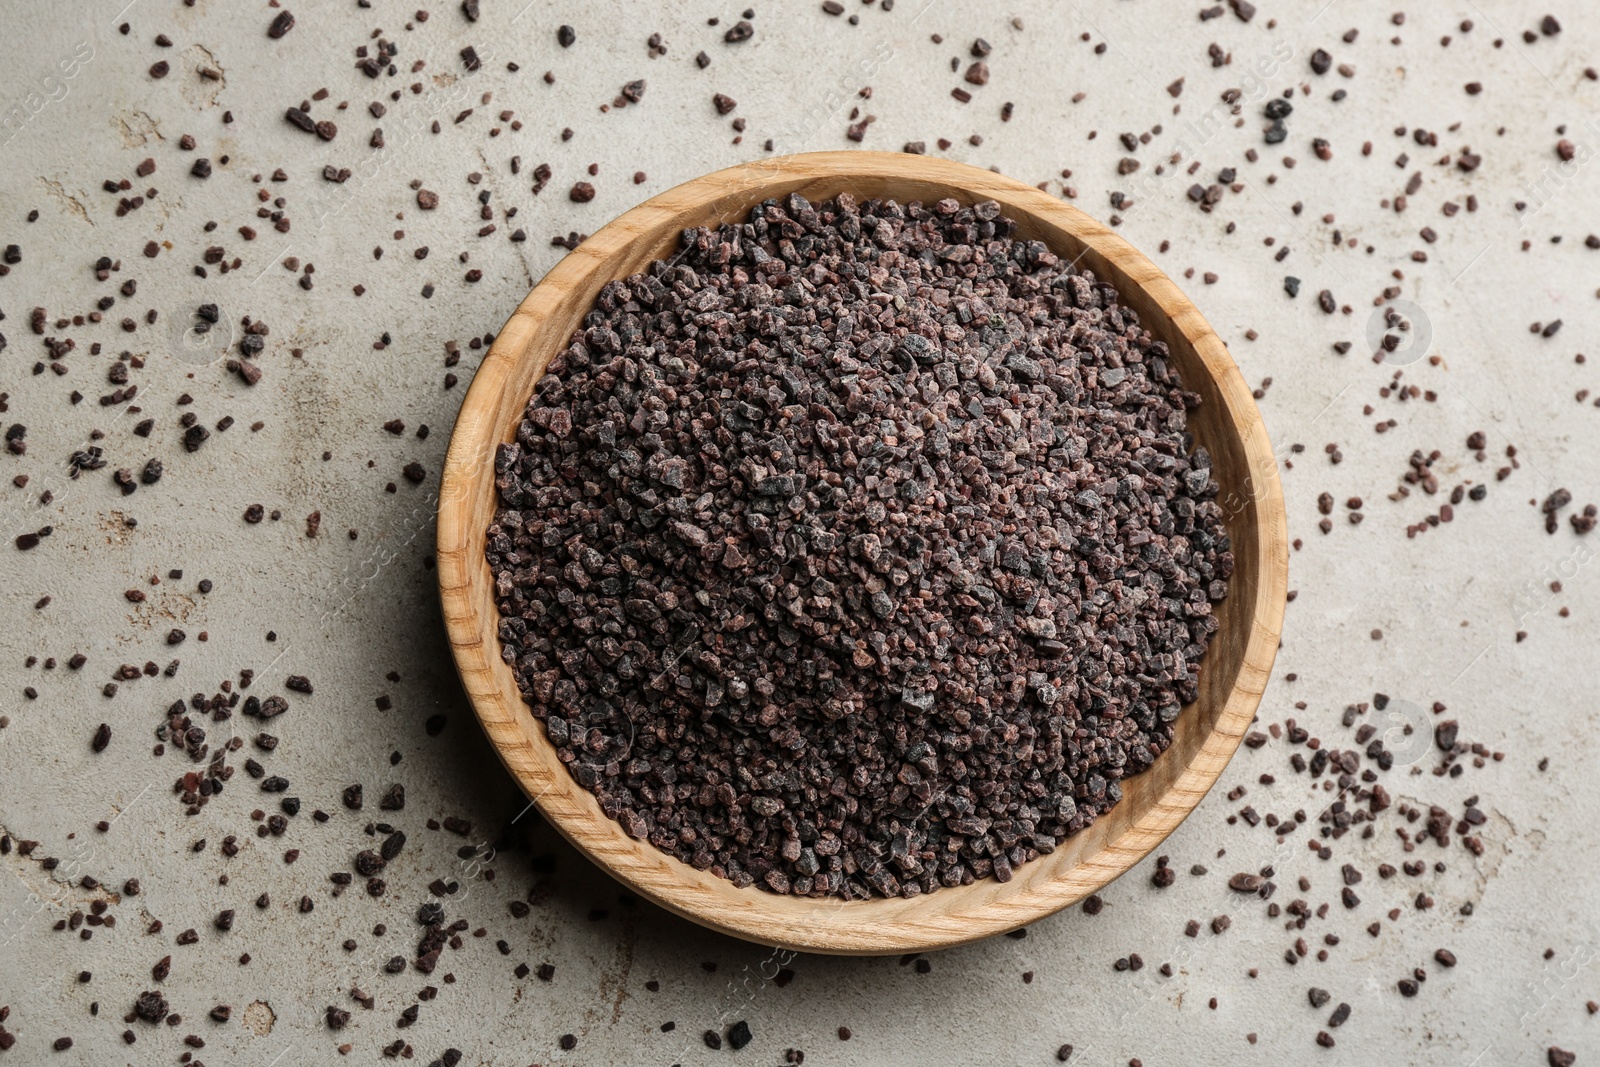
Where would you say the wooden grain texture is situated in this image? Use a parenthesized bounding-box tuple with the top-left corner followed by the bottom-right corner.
(437, 152, 1288, 955)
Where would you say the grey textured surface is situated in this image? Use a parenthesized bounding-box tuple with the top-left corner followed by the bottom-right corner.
(0, 0, 1597, 1064)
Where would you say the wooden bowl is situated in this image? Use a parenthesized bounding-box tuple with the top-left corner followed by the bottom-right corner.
(438, 152, 1287, 954)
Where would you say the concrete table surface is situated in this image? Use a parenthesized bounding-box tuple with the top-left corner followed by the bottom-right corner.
(0, 0, 1596, 1063)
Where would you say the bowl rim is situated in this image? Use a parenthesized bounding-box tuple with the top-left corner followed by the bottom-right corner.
(438, 151, 1287, 954)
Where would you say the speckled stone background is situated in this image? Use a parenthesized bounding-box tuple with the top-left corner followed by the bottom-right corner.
(1, 1, 1598, 1064)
